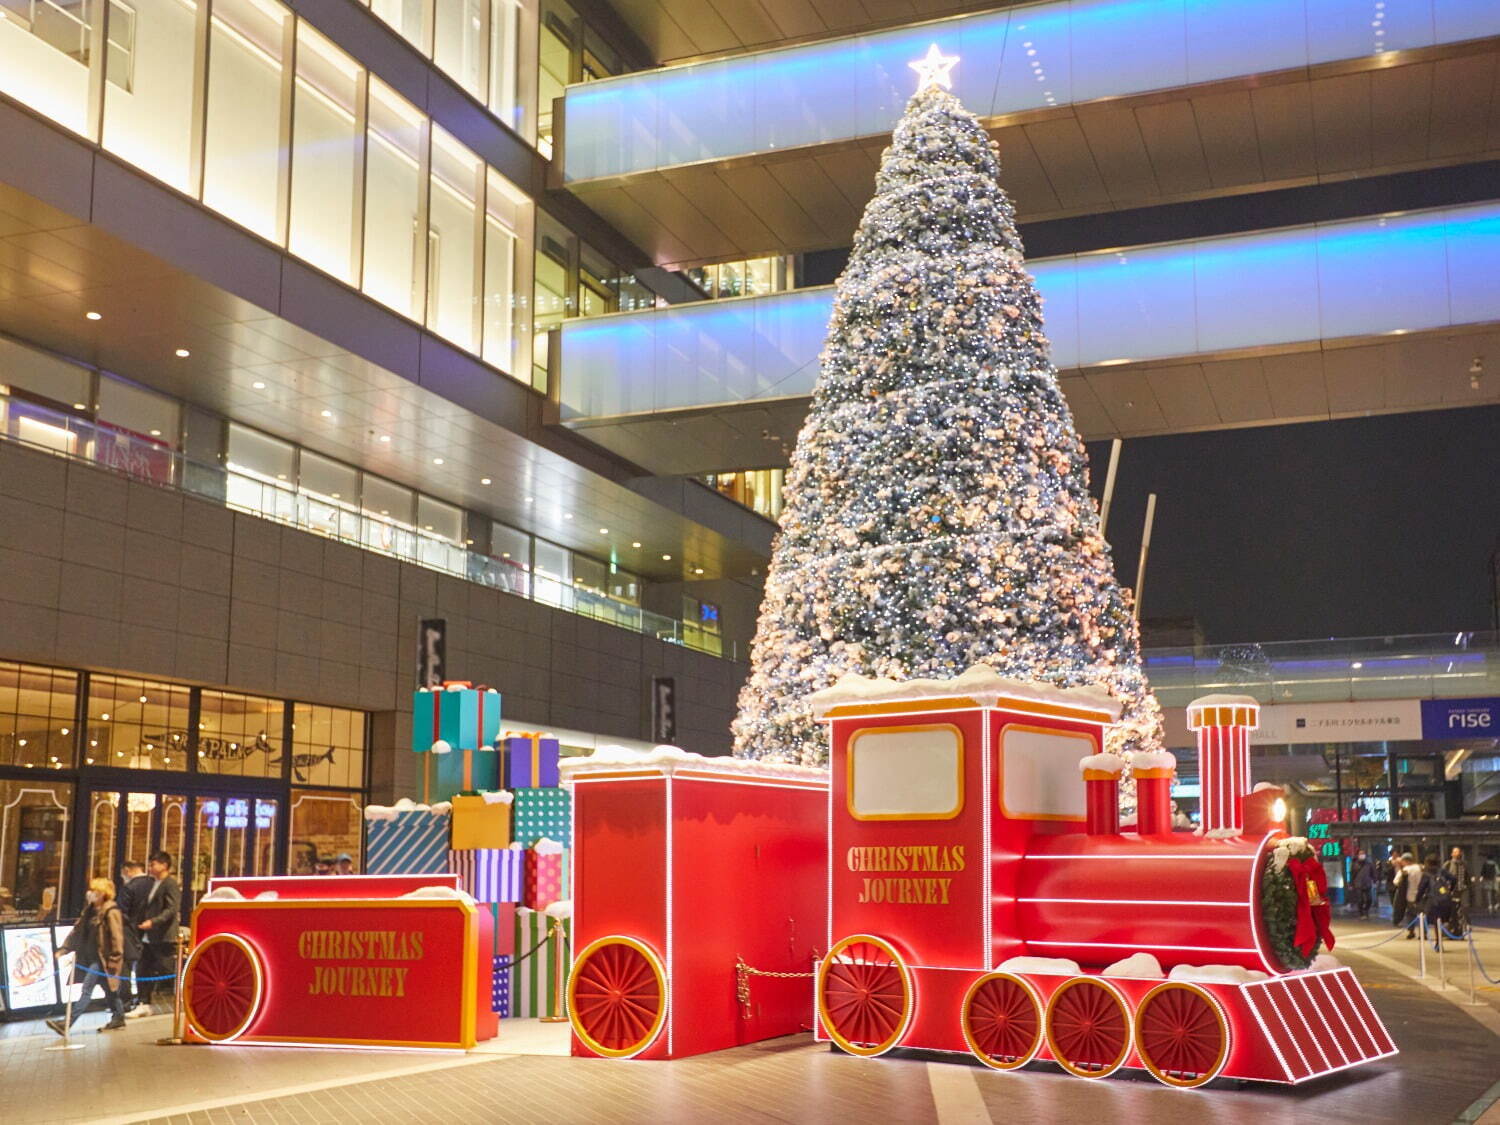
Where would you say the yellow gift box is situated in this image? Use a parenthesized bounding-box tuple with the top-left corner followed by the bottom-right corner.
(451, 792, 514, 849)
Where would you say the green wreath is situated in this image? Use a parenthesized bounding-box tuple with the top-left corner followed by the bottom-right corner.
(1261, 840, 1319, 971)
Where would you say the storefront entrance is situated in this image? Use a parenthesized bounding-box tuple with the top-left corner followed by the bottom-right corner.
(74, 778, 286, 915)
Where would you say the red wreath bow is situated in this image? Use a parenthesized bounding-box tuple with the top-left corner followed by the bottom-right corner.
(1287, 852, 1336, 958)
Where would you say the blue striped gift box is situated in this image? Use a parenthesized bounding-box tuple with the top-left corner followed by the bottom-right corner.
(364, 807, 451, 874)
(448, 847, 523, 903)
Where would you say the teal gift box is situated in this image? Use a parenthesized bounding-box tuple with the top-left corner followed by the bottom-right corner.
(412, 684, 501, 752)
(430, 745, 500, 802)
(511, 787, 570, 847)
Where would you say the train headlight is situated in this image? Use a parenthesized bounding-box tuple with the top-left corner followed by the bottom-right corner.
(1271, 797, 1287, 823)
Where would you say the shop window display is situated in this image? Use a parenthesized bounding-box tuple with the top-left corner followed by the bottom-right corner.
(0, 661, 77, 770)
(197, 691, 287, 779)
(0, 780, 72, 922)
(289, 704, 366, 790)
(288, 789, 363, 873)
(86, 675, 191, 771)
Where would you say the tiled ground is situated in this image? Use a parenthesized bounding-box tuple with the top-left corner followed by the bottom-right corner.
(6, 918, 1499, 1125)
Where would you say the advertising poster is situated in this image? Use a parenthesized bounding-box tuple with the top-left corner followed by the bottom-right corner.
(53, 925, 83, 1002)
(3, 926, 60, 1010)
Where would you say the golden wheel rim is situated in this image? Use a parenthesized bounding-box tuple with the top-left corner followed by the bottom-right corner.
(962, 972, 1044, 1070)
(183, 933, 264, 1044)
(817, 934, 913, 1058)
(567, 936, 668, 1059)
(1044, 976, 1132, 1079)
(1134, 981, 1230, 1088)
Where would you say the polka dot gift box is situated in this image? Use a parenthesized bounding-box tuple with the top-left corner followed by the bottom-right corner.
(511, 787, 570, 847)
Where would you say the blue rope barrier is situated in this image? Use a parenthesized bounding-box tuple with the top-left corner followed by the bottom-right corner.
(74, 966, 177, 982)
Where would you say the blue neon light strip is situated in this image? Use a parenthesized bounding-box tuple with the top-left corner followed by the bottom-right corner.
(558, 201, 1500, 419)
(563, 0, 1500, 182)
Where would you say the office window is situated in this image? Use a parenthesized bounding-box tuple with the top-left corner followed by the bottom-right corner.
(0, 0, 99, 135)
(87, 675, 191, 771)
(289, 704, 366, 789)
(203, 0, 288, 241)
(536, 0, 576, 157)
(482, 167, 529, 376)
(0, 661, 77, 770)
(290, 22, 361, 285)
(363, 77, 425, 320)
(427, 126, 482, 352)
(197, 690, 285, 779)
(297, 450, 359, 540)
(433, 0, 485, 101)
(608, 567, 639, 605)
(361, 473, 416, 558)
(488, 0, 536, 139)
(289, 789, 363, 874)
(490, 522, 531, 597)
(532, 538, 570, 607)
(226, 422, 295, 522)
(370, 0, 429, 51)
(579, 245, 616, 318)
(92, 375, 177, 483)
(102, 0, 197, 192)
(416, 493, 463, 571)
(0, 779, 73, 921)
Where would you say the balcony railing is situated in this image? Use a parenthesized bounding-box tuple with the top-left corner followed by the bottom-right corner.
(0, 396, 735, 660)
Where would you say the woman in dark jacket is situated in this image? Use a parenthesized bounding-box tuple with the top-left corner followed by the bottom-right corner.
(49, 877, 127, 1034)
(1417, 855, 1457, 952)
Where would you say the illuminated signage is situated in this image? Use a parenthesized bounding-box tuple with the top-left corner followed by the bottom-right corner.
(18, 841, 44, 853)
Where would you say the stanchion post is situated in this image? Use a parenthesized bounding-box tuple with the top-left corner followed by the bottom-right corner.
(156, 933, 188, 1046)
(1418, 916, 1427, 978)
(1438, 926, 1447, 989)
(1469, 934, 1480, 1005)
(45, 954, 85, 1052)
(540, 919, 568, 1024)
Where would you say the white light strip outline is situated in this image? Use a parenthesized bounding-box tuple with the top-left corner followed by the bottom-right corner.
(1028, 853, 1255, 861)
(1020, 906, 1242, 912)
(981, 714, 992, 962)
(1239, 986, 1297, 1084)
(1257, 980, 1314, 1080)
(665, 776, 674, 1058)
(1337, 972, 1399, 1055)
(1245, 831, 1281, 974)
(1314, 974, 1360, 1060)
(1026, 940, 1261, 953)
(1291, 976, 1337, 1071)
(567, 774, 826, 791)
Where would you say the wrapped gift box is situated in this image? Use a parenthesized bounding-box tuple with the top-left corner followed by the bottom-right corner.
(451, 792, 513, 849)
(509, 908, 571, 1018)
(511, 787, 570, 846)
(363, 801, 451, 874)
(523, 840, 568, 911)
(492, 955, 511, 1016)
(500, 733, 561, 789)
(488, 903, 517, 957)
(412, 684, 501, 752)
(448, 845, 524, 903)
(429, 746, 499, 802)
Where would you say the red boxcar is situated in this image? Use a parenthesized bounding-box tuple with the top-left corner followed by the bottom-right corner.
(563, 750, 827, 1060)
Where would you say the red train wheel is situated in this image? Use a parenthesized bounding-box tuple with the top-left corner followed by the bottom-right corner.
(962, 972, 1043, 1070)
(1134, 982, 1230, 1088)
(1044, 977, 1132, 1079)
(568, 936, 668, 1059)
(817, 934, 912, 1057)
(183, 934, 264, 1043)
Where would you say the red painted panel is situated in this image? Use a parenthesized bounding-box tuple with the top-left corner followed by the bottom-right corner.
(208, 874, 460, 899)
(571, 778, 669, 957)
(829, 709, 988, 968)
(190, 898, 478, 1048)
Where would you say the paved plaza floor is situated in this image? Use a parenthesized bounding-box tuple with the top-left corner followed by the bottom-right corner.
(4, 915, 1499, 1125)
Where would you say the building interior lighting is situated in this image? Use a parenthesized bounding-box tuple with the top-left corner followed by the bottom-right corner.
(85, 311, 101, 320)
(662, 554, 672, 561)
(175, 348, 191, 358)
(481, 477, 491, 484)
(379, 434, 390, 442)
(72, 402, 86, 410)
(433, 457, 444, 465)
(599, 527, 608, 534)
(252, 381, 266, 389)
(631, 541, 641, 548)
(563, 512, 573, 519)
(321, 409, 333, 418)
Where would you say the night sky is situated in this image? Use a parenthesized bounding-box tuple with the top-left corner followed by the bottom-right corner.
(1085, 404, 1500, 644)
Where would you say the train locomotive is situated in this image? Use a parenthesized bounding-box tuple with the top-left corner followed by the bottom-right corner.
(565, 668, 1396, 1088)
(807, 669, 1395, 1086)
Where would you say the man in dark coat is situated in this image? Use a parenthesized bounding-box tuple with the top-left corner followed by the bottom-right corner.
(116, 860, 152, 1011)
(1348, 851, 1376, 919)
(129, 850, 180, 1016)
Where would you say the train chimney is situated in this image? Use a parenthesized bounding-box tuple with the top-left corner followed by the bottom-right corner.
(1130, 751, 1177, 834)
(1185, 694, 1261, 834)
(1078, 753, 1124, 835)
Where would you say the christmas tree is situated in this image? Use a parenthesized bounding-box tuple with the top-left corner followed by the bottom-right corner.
(732, 50, 1164, 769)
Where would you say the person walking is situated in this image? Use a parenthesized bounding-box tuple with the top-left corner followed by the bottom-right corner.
(1418, 855, 1457, 951)
(130, 850, 180, 1017)
(1348, 851, 1375, 919)
(1443, 846, 1471, 933)
(116, 860, 151, 1012)
(1392, 853, 1422, 936)
(48, 878, 127, 1034)
(1481, 855, 1498, 915)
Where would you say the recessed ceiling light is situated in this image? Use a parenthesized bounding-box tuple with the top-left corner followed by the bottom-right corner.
(501, 552, 510, 558)
(252, 381, 266, 389)
(480, 477, 491, 485)
(433, 457, 444, 465)
(662, 553, 672, 561)
(524, 496, 533, 503)
(139, 695, 148, 703)
(598, 527, 608, 534)
(174, 348, 190, 358)
(101, 713, 110, 721)
(694, 567, 704, 575)
(149, 429, 161, 437)
(631, 541, 641, 548)
(276, 473, 286, 480)
(321, 409, 333, 418)
(378, 434, 390, 443)
(72, 402, 86, 410)
(60, 727, 69, 735)
(563, 512, 573, 520)
(331, 493, 341, 499)
(85, 311, 102, 320)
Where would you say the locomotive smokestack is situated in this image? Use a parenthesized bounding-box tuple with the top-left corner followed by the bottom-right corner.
(1130, 751, 1177, 834)
(1185, 694, 1261, 835)
(1078, 753, 1124, 835)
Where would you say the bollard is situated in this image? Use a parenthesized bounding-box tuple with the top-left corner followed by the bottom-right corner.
(44, 953, 85, 1052)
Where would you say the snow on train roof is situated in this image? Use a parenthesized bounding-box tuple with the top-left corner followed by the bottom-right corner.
(558, 743, 829, 782)
(808, 665, 1122, 720)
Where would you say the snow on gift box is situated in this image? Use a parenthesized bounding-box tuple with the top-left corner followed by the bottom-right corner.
(523, 838, 568, 911)
(501, 732, 561, 789)
(363, 799, 451, 874)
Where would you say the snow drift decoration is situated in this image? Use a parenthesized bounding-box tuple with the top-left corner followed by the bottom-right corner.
(1101, 952, 1165, 979)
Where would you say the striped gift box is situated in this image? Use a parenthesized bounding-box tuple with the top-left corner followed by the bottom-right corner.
(509, 909, 570, 1018)
(364, 805, 451, 874)
(448, 847, 523, 903)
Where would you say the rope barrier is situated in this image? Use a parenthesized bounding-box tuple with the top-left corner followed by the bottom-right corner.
(1336, 913, 1425, 951)
(503, 926, 560, 971)
(1463, 930, 1500, 986)
(77, 966, 177, 982)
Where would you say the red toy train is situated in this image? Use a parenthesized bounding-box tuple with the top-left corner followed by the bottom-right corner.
(565, 671, 1396, 1087)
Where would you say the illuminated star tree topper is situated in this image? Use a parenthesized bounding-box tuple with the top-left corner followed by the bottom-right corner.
(908, 43, 959, 92)
(731, 67, 1165, 773)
